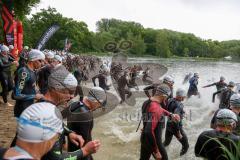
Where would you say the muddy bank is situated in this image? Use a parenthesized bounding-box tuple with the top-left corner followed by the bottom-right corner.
(0, 99, 17, 148)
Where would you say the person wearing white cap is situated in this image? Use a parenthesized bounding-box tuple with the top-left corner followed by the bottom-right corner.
(0, 45, 18, 106)
(44, 51, 55, 64)
(52, 55, 63, 68)
(230, 94, 240, 135)
(163, 75, 175, 98)
(211, 94, 240, 135)
(3, 103, 63, 160)
(13, 49, 45, 118)
(164, 89, 189, 156)
(67, 86, 107, 159)
(23, 46, 29, 50)
(195, 109, 240, 160)
(40, 65, 101, 160)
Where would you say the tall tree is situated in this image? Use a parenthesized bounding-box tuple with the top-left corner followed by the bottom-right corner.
(156, 31, 172, 58)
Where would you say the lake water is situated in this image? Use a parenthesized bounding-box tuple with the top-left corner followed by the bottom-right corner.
(93, 58, 240, 160)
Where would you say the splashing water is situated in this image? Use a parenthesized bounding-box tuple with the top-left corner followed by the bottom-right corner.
(92, 58, 240, 160)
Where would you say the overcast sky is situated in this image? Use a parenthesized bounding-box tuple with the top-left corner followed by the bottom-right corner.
(32, 0, 240, 41)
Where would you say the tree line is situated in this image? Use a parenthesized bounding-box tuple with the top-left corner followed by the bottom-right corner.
(1, 5, 240, 59)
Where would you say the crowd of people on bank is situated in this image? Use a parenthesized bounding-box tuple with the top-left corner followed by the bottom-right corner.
(0, 44, 239, 160)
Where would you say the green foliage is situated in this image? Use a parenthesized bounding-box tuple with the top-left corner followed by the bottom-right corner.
(156, 31, 172, 58)
(13, 0, 40, 19)
(22, 7, 94, 52)
(127, 32, 146, 56)
(201, 137, 240, 160)
(91, 31, 115, 52)
(0, 0, 40, 20)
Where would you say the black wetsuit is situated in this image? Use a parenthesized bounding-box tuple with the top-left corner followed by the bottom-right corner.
(187, 76, 199, 98)
(42, 124, 84, 160)
(37, 65, 53, 94)
(210, 109, 240, 136)
(73, 69, 88, 101)
(140, 100, 170, 160)
(10, 66, 38, 147)
(195, 130, 240, 160)
(67, 101, 94, 160)
(142, 69, 152, 84)
(164, 98, 189, 155)
(13, 66, 37, 117)
(92, 73, 109, 90)
(0, 54, 14, 103)
(212, 88, 235, 109)
(110, 64, 122, 82)
(205, 81, 227, 91)
(129, 70, 138, 88)
(117, 75, 132, 103)
(204, 81, 227, 99)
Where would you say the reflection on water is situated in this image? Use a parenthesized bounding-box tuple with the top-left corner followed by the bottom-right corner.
(93, 58, 240, 160)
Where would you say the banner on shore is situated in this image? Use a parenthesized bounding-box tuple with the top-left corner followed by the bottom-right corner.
(35, 24, 60, 50)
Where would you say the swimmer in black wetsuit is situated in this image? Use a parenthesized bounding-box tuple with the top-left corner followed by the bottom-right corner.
(212, 81, 235, 109)
(203, 76, 227, 99)
(211, 94, 240, 136)
(11, 49, 46, 147)
(163, 89, 189, 156)
(42, 65, 101, 160)
(195, 109, 240, 160)
(67, 87, 106, 160)
(37, 51, 55, 94)
(13, 49, 45, 117)
(203, 76, 227, 91)
(117, 71, 132, 104)
(0, 45, 18, 106)
(110, 62, 123, 82)
(73, 60, 88, 101)
(142, 67, 153, 85)
(92, 69, 109, 91)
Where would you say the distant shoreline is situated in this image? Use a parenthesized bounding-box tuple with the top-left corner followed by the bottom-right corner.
(74, 52, 239, 62)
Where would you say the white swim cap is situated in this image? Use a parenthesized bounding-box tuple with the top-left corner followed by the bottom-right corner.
(45, 51, 55, 59)
(17, 102, 63, 143)
(48, 65, 77, 90)
(1, 45, 9, 52)
(87, 86, 106, 103)
(54, 55, 63, 63)
(28, 49, 45, 61)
